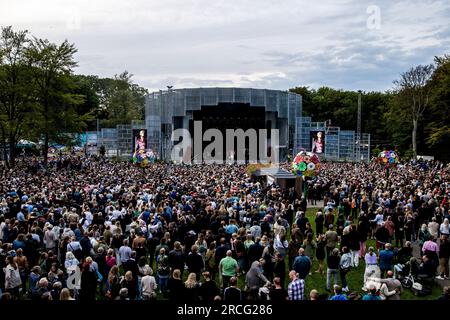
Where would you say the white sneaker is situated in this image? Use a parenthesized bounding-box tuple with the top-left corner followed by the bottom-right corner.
(435, 276, 444, 280)
(343, 287, 349, 292)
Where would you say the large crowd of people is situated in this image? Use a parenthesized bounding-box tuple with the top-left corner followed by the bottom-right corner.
(0, 154, 449, 301)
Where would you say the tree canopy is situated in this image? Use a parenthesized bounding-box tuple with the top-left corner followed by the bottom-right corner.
(289, 55, 450, 160)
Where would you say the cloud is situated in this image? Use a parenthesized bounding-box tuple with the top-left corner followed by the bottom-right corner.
(0, 0, 448, 92)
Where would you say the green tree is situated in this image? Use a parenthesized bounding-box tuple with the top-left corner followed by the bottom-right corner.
(393, 64, 434, 157)
(100, 71, 148, 128)
(0, 26, 34, 167)
(425, 54, 450, 160)
(72, 75, 100, 117)
(26, 38, 92, 164)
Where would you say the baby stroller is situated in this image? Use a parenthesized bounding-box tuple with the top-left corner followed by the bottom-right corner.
(395, 258, 432, 296)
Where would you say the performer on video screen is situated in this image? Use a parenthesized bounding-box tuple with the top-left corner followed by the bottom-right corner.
(134, 130, 147, 163)
(312, 131, 324, 153)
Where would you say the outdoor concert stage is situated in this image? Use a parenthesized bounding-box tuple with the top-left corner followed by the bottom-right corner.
(144, 88, 302, 162)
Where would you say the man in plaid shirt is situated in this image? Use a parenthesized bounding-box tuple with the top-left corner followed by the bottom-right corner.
(288, 270, 305, 300)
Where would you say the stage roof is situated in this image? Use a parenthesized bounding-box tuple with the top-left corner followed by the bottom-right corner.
(254, 167, 297, 179)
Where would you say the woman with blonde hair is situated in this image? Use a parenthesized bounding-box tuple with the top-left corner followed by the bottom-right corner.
(106, 265, 120, 299)
(184, 272, 200, 301)
(440, 218, 450, 237)
(218, 204, 227, 216)
(164, 231, 172, 248)
(59, 288, 75, 300)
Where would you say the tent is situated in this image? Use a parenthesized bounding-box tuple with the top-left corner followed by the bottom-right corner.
(17, 139, 38, 148)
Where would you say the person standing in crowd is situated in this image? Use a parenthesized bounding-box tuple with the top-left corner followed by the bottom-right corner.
(326, 248, 340, 292)
(120, 271, 137, 300)
(437, 235, 450, 280)
(223, 276, 242, 302)
(440, 219, 450, 237)
(79, 258, 98, 301)
(269, 277, 288, 301)
(219, 250, 239, 289)
(200, 271, 219, 302)
(287, 270, 304, 301)
(324, 225, 339, 257)
(168, 241, 185, 278)
(339, 246, 352, 292)
(315, 234, 326, 274)
(118, 239, 132, 266)
(184, 272, 201, 302)
(329, 285, 348, 300)
(302, 233, 316, 275)
(379, 243, 395, 277)
(363, 247, 380, 288)
(5, 256, 21, 299)
(168, 269, 185, 302)
(273, 252, 286, 288)
(378, 271, 402, 300)
(245, 260, 270, 292)
(293, 248, 311, 280)
(141, 266, 157, 300)
(422, 235, 439, 267)
(186, 245, 205, 281)
(362, 284, 382, 301)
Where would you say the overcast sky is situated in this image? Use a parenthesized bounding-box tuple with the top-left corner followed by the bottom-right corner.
(1, 0, 449, 92)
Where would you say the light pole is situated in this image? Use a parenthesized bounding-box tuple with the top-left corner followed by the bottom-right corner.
(356, 90, 362, 163)
(163, 86, 174, 162)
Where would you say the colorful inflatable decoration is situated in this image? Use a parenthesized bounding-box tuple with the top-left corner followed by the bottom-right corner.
(291, 151, 321, 177)
(378, 150, 399, 167)
(132, 148, 156, 168)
